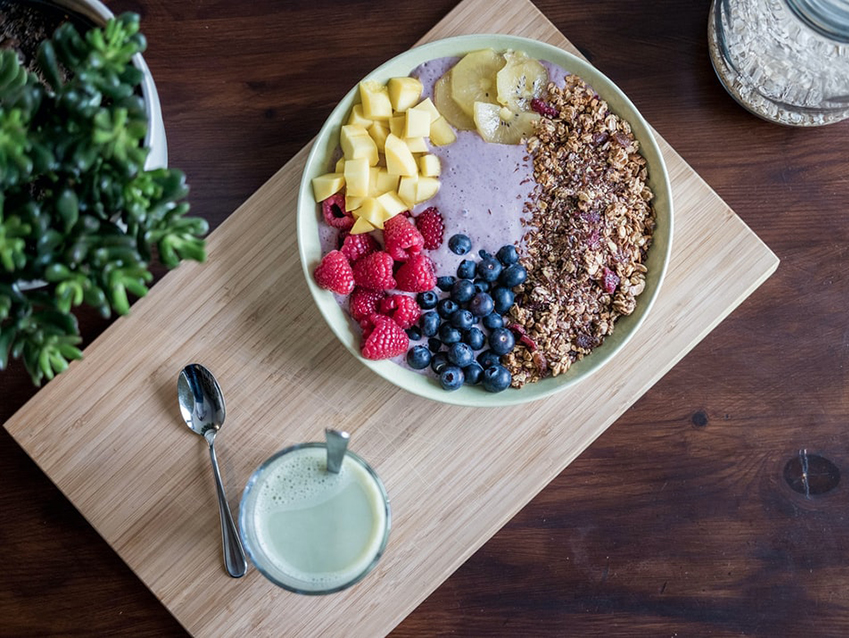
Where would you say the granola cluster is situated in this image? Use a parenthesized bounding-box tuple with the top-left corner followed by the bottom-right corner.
(504, 76, 656, 387)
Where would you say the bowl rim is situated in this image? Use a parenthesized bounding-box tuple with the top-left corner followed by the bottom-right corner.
(297, 34, 673, 407)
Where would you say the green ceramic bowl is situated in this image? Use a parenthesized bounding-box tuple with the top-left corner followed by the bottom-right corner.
(297, 34, 673, 407)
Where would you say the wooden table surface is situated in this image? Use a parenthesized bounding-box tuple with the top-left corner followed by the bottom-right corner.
(2, 0, 848, 635)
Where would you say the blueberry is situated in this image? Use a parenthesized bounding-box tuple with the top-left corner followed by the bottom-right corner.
(463, 327, 486, 350)
(489, 327, 516, 355)
(499, 264, 527, 288)
(496, 245, 519, 265)
(482, 312, 504, 330)
(468, 292, 494, 317)
(431, 352, 449, 374)
(457, 259, 476, 279)
(450, 309, 475, 331)
(473, 280, 490, 293)
(437, 275, 456, 292)
(478, 249, 491, 259)
(482, 364, 512, 392)
(477, 349, 502, 369)
(450, 279, 476, 304)
(437, 298, 459, 319)
(416, 290, 439, 309)
(439, 365, 465, 391)
(447, 342, 474, 367)
(428, 337, 443, 353)
(476, 255, 503, 283)
(491, 286, 515, 314)
(438, 323, 462, 344)
(406, 345, 431, 370)
(406, 327, 422, 341)
(420, 311, 440, 337)
(448, 234, 472, 255)
(463, 362, 484, 385)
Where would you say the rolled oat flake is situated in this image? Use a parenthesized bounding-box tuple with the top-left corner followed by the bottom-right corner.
(708, 0, 849, 126)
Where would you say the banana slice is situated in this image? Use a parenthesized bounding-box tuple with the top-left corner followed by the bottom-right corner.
(433, 72, 476, 130)
(473, 101, 540, 145)
(450, 49, 506, 118)
(496, 50, 548, 113)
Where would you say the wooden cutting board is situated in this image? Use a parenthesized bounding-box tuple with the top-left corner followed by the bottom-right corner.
(3, 0, 779, 636)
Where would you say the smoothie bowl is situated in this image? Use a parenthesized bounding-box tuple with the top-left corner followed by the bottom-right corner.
(297, 35, 672, 407)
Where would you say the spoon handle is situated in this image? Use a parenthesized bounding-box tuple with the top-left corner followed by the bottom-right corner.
(209, 442, 248, 578)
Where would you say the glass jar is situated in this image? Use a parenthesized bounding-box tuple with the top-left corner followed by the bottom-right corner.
(708, 0, 849, 125)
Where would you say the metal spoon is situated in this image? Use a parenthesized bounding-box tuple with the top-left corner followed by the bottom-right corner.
(178, 363, 247, 578)
(325, 428, 350, 474)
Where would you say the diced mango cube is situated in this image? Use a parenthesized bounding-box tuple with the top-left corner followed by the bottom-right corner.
(347, 104, 373, 128)
(419, 154, 441, 177)
(345, 195, 364, 212)
(389, 115, 405, 138)
(368, 120, 389, 151)
(398, 175, 419, 208)
(376, 169, 399, 194)
(311, 172, 345, 202)
(376, 191, 408, 218)
(415, 176, 440, 202)
(384, 133, 418, 177)
(368, 167, 382, 197)
(344, 157, 370, 197)
(429, 117, 457, 146)
(350, 216, 375, 235)
(341, 125, 378, 165)
(405, 137, 428, 153)
(357, 197, 386, 229)
(335, 157, 346, 173)
(359, 81, 393, 119)
(404, 107, 431, 138)
(388, 77, 423, 112)
(411, 97, 441, 123)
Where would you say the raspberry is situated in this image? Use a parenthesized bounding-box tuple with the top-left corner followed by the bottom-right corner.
(361, 314, 409, 360)
(349, 286, 385, 322)
(352, 251, 396, 291)
(530, 98, 558, 118)
(313, 250, 354, 295)
(340, 232, 379, 263)
(321, 192, 354, 230)
(395, 253, 436, 293)
(415, 207, 445, 250)
(383, 214, 424, 262)
(601, 267, 620, 294)
(380, 294, 421, 329)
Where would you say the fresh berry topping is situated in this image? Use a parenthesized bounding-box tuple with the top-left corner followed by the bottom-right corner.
(353, 251, 396, 291)
(491, 286, 515, 314)
(450, 279, 476, 304)
(416, 290, 439, 309)
(321, 193, 354, 230)
(448, 233, 472, 255)
(488, 327, 516, 355)
(482, 313, 504, 330)
(340, 232, 380, 263)
(477, 349, 501, 369)
(457, 259, 476, 280)
(463, 362, 484, 385)
(439, 365, 465, 391)
(383, 214, 424, 262)
(476, 255, 503, 282)
(436, 276, 456, 291)
(438, 323, 462, 344)
(361, 314, 409, 360)
(406, 327, 422, 341)
(313, 250, 354, 295)
(463, 327, 486, 350)
(406, 345, 432, 370)
(474, 280, 490, 293)
(447, 342, 474, 368)
(415, 207, 445, 250)
(496, 245, 519, 265)
(428, 337, 443, 352)
(601, 267, 620, 294)
(395, 253, 437, 293)
(349, 286, 386, 322)
(437, 298, 459, 319)
(482, 364, 512, 392)
(450, 309, 475, 331)
(431, 352, 449, 374)
(380, 294, 422, 329)
(419, 311, 441, 337)
(469, 292, 495, 317)
(530, 98, 558, 118)
(499, 264, 527, 288)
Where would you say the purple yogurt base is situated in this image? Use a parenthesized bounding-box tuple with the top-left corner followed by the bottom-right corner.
(317, 55, 574, 375)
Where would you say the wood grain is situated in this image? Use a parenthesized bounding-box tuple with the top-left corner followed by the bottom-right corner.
(3, 0, 847, 636)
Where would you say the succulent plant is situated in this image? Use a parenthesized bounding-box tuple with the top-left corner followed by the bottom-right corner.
(0, 12, 207, 385)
